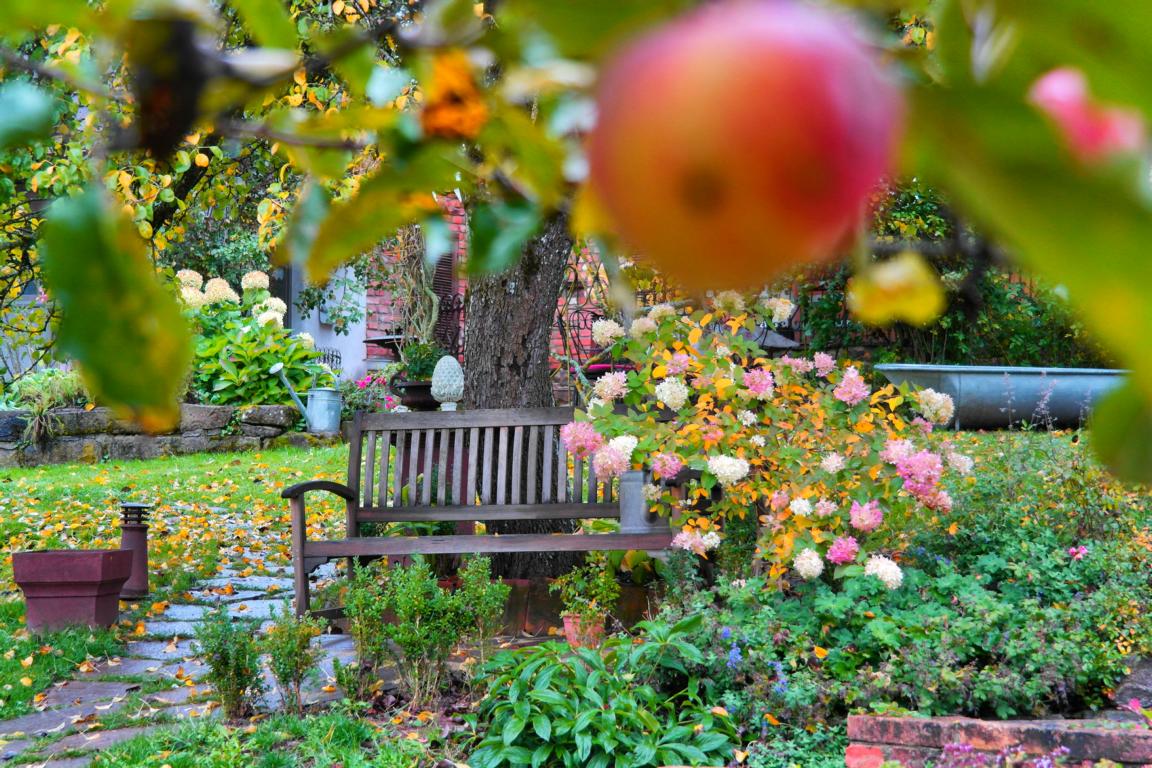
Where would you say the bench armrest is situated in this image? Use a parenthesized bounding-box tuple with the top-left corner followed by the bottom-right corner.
(281, 480, 357, 501)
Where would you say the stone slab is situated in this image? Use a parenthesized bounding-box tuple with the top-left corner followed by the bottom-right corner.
(201, 576, 293, 591)
(0, 736, 34, 760)
(39, 682, 140, 710)
(0, 698, 129, 738)
(188, 589, 268, 605)
(144, 685, 206, 706)
(1116, 657, 1152, 708)
(238, 406, 297, 428)
(123, 639, 197, 659)
(138, 621, 202, 638)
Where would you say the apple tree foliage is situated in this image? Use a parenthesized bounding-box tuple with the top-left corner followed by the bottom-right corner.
(2, 0, 1152, 480)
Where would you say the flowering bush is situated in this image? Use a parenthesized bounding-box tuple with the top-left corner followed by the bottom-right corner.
(340, 369, 399, 419)
(179, 270, 330, 406)
(564, 298, 967, 586)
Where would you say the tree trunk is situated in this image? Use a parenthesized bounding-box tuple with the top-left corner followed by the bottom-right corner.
(463, 209, 582, 578)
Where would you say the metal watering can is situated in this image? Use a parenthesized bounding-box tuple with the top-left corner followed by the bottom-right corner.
(269, 363, 343, 433)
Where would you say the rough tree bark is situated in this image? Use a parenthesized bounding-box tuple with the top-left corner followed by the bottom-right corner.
(463, 209, 583, 578)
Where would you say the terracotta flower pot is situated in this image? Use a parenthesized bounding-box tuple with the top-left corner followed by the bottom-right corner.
(562, 614, 605, 648)
(13, 550, 132, 632)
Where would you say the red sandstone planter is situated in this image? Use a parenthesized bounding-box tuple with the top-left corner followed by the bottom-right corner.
(13, 550, 132, 632)
(846, 714, 1152, 767)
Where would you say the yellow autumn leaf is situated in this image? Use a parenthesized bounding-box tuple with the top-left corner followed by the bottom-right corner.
(813, 646, 829, 659)
(687, 327, 703, 346)
(947, 522, 959, 536)
(846, 251, 945, 327)
(710, 706, 729, 717)
(652, 364, 667, 379)
(293, 67, 309, 86)
(20, 655, 33, 668)
(764, 713, 781, 725)
(19, 676, 32, 687)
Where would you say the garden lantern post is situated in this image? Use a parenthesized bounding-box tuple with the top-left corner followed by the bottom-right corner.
(119, 501, 153, 598)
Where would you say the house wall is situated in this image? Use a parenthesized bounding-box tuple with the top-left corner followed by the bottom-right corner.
(286, 266, 369, 381)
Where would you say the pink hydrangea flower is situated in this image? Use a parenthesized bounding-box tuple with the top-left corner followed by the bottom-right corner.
(744, 367, 776, 400)
(779, 354, 814, 374)
(833, 366, 870, 406)
(702, 425, 724, 443)
(769, 490, 789, 512)
(880, 438, 915, 464)
(651, 452, 684, 481)
(921, 489, 953, 513)
(812, 352, 836, 377)
(560, 421, 604, 459)
(1029, 67, 1145, 163)
(667, 352, 692, 375)
(849, 500, 884, 533)
(592, 444, 630, 478)
(826, 536, 860, 565)
(911, 416, 934, 435)
(593, 371, 628, 401)
(814, 499, 837, 518)
(895, 450, 944, 500)
(1068, 545, 1088, 561)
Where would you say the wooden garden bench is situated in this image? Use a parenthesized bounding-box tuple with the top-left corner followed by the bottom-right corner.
(283, 407, 673, 616)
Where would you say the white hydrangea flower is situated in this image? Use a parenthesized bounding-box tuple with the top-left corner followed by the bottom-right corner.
(297, 332, 315, 349)
(629, 317, 658, 338)
(917, 388, 956, 425)
(714, 344, 731, 357)
(254, 297, 288, 316)
(865, 555, 904, 590)
(793, 548, 824, 580)
(176, 269, 204, 290)
(654, 377, 689, 410)
(763, 295, 795, 326)
(737, 410, 757, 427)
(647, 303, 677, 322)
(749, 434, 766, 448)
(240, 270, 270, 291)
(789, 497, 813, 517)
(202, 278, 240, 305)
(591, 318, 625, 347)
(820, 452, 846, 473)
(179, 285, 206, 308)
(643, 484, 663, 502)
(608, 434, 638, 460)
(256, 310, 284, 327)
(707, 455, 750, 487)
(947, 451, 974, 475)
(700, 531, 722, 550)
(711, 290, 746, 315)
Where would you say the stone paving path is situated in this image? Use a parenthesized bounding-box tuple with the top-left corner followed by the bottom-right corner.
(0, 548, 351, 766)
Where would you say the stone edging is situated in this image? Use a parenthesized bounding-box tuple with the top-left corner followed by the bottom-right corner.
(0, 405, 341, 467)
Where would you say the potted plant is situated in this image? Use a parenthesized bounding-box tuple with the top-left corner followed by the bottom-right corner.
(391, 341, 447, 410)
(549, 556, 621, 648)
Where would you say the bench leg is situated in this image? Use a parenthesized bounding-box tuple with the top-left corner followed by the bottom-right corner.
(290, 497, 310, 617)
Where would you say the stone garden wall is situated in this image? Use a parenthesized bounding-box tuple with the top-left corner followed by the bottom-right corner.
(0, 405, 339, 467)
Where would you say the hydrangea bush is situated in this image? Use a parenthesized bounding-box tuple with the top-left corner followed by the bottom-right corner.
(177, 270, 331, 406)
(563, 297, 969, 588)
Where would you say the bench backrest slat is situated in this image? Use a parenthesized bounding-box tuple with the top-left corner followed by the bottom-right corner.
(349, 407, 625, 512)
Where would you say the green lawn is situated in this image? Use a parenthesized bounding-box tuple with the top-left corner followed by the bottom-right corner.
(0, 445, 352, 596)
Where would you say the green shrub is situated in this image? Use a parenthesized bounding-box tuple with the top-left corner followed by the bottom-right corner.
(195, 606, 264, 718)
(260, 603, 322, 715)
(745, 725, 847, 768)
(457, 556, 510, 664)
(469, 616, 737, 768)
(342, 558, 471, 707)
(3, 367, 91, 445)
(396, 341, 446, 381)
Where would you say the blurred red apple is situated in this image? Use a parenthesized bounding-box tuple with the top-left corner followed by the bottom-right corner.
(587, 0, 904, 291)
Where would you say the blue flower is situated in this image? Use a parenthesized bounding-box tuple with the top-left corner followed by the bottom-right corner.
(720, 626, 732, 641)
(726, 643, 743, 670)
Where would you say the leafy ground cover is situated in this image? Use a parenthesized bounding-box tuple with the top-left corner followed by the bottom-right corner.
(90, 711, 427, 768)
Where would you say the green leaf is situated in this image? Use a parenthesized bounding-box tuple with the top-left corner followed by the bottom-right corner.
(304, 146, 458, 282)
(502, 715, 526, 746)
(531, 713, 551, 741)
(480, 106, 567, 208)
(0, 83, 56, 150)
(4, 0, 98, 34)
(227, 0, 298, 49)
(508, 0, 687, 60)
(467, 201, 542, 276)
(1090, 378, 1152, 484)
(39, 185, 192, 430)
(530, 743, 551, 768)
